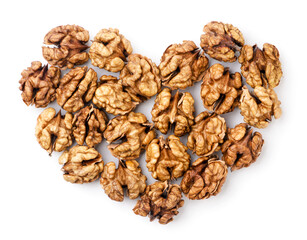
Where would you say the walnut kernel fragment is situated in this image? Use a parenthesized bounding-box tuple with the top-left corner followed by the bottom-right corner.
(159, 40, 209, 89)
(56, 66, 97, 113)
(19, 61, 61, 108)
(200, 21, 244, 62)
(181, 155, 227, 200)
(89, 28, 133, 72)
(59, 146, 103, 184)
(146, 135, 190, 181)
(100, 160, 146, 202)
(42, 25, 89, 69)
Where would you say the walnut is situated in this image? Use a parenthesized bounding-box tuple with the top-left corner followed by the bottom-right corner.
(239, 86, 282, 128)
(89, 28, 133, 72)
(221, 123, 264, 171)
(120, 54, 161, 101)
(187, 111, 226, 156)
(72, 105, 108, 147)
(19, 61, 60, 108)
(104, 112, 156, 160)
(238, 44, 282, 88)
(56, 66, 97, 113)
(92, 75, 138, 115)
(146, 135, 190, 181)
(159, 40, 209, 89)
(200, 21, 244, 62)
(181, 155, 227, 200)
(151, 88, 195, 136)
(35, 108, 73, 154)
(133, 181, 184, 224)
(42, 25, 89, 69)
(59, 146, 103, 184)
(200, 63, 242, 114)
(100, 160, 146, 202)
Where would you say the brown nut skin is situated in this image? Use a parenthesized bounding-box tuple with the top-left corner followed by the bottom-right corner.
(35, 108, 73, 154)
(200, 21, 244, 62)
(42, 25, 89, 69)
(100, 160, 147, 202)
(239, 86, 282, 128)
(92, 76, 138, 115)
(201, 64, 242, 114)
(19, 61, 60, 108)
(187, 111, 226, 156)
(221, 123, 264, 171)
(59, 145, 103, 184)
(151, 88, 195, 137)
(89, 28, 133, 72)
(104, 112, 156, 160)
(238, 44, 282, 88)
(159, 40, 209, 90)
(72, 105, 108, 147)
(181, 155, 227, 200)
(146, 135, 190, 181)
(133, 181, 184, 225)
(120, 54, 161, 101)
(56, 66, 97, 113)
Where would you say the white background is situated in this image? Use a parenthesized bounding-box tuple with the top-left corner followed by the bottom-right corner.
(1, 0, 306, 239)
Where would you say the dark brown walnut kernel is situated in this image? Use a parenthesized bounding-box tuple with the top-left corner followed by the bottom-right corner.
(133, 181, 184, 224)
(201, 63, 242, 114)
(200, 21, 244, 62)
(42, 25, 89, 69)
(93, 75, 139, 115)
(159, 40, 209, 89)
(146, 135, 190, 181)
(239, 86, 282, 128)
(59, 146, 103, 184)
(89, 28, 133, 72)
(120, 54, 161, 101)
(104, 112, 156, 160)
(187, 111, 226, 156)
(151, 88, 195, 136)
(239, 43, 282, 88)
(72, 105, 108, 147)
(181, 155, 227, 200)
(100, 160, 146, 202)
(19, 61, 60, 108)
(56, 66, 97, 113)
(35, 108, 73, 154)
(221, 123, 264, 171)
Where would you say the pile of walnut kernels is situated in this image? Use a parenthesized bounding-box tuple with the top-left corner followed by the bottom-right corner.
(19, 22, 282, 224)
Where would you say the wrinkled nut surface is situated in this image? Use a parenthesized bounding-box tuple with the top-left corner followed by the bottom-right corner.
(93, 76, 138, 115)
(159, 40, 209, 89)
(100, 160, 146, 202)
(187, 111, 226, 156)
(133, 181, 184, 224)
(72, 105, 108, 147)
(151, 88, 195, 136)
(239, 86, 282, 128)
(221, 123, 264, 171)
(239, 44, 282, 88)
(19, 61, 61, 108)
(59, 145, 103, 184)
(146, 135, 190, 181)
(56, 66, 97, 113)
(120, 54, 161, 101)
(89, 28, 133, 72)
(42, 25, 89, 69)
(181, 155, 227, 200)
(200, 21, 244, 62)
(201, 63, 242, 114)
(35, 108, 73, 154)
(104, 112, 156, 160)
